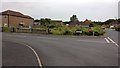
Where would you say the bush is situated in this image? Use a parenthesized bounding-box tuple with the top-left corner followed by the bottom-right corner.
(94, 32, 99, 36)
(35, 25, 105, 36)
(49, 26, 77, 35)
(79, 26, 105, 36)
(92, 26, 105, 36)
(2, 27, 12, 32)
(115, 26, 120, 31)
(50, 28, 64, 35)
(63, 30, 71, 35)
(32, 28, 47, 30)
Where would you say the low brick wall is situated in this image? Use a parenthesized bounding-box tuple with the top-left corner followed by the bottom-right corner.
(17, 29, 31, 33)
(32, 29, 48, 34)
(16, 28, 48, 34)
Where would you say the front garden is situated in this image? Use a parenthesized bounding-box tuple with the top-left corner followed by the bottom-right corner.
(48, 25, 105, 36)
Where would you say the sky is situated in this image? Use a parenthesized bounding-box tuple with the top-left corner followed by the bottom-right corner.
(0, 0, 120, 22)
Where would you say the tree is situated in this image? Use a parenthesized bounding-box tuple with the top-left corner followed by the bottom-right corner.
(118, 18, 120, 23)
(40, 18, 45, 25)
(104, 19, 115, 25)
(69, 15, 79, 25)
(34, 19, 39, 22)
(40, 18, 51, 27)
(70, 15, 78, 22)
(45, 18, 51, 24)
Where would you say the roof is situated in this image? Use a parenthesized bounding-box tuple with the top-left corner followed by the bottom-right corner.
(51, 20, 62, 22)
(0, 10, 33, 19)
(84, 19, 91, 23)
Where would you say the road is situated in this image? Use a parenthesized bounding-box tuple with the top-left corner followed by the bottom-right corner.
(0, 32, 2, 68)
(105, 29, 119, 44)
(2, 29, 119, 67)
(2, 40, 39, 66)
(105, 29, 120, 67)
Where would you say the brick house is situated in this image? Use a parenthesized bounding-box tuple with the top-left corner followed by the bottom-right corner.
(79, 19, 91, 27)
(50, 20, 63, 24)
(68, 19, 91, 27)
(0, 10, 34, 28)
(69, 20, 80, 26)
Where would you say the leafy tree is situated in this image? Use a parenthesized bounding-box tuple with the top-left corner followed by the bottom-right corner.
(40, 18, 45, 25)
(104, 19, 115, 25)
(34, 19, 39, 22)
(118, 18, 120, 23)
(40, 18, 51, 27)
(92, 21, 103, 25)
(45, 18, 51, 24)
(70, 15, 78, 22)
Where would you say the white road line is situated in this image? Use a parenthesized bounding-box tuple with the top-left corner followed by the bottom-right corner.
(13, 41, 43, 68)
(107, 37, 115, 43)
(22, 43, 42, 68)
(104, 38, 110, 43)
(107, 37, 119, 47)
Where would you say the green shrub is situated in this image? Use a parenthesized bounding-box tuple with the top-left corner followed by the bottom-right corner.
(32, 28, 47, 30)
(80, 27, 89, 35)
(50, 28, 63, 35)
(44, 25, 105, 36)
(92, 26, 105, 36)
(115, 26, 120, 31)
(49, 26, 78, 35)
(2, 27, 12, 32)
(80, 26, 105, 36)
(63, 30, 71, 35)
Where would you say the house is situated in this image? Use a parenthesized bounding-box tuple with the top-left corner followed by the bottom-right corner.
(69, 20, 80, 26)
(79, 19, 91, 27)
(110, 20, 118, 28)
(0, 10, 34, 28)
(68, 19, 91, 27)
(50, 20, 63, 24)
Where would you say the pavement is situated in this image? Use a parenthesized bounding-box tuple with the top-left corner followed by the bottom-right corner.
(2, 29, 119, 67)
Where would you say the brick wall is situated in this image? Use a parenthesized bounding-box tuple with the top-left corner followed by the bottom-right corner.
(1, 15, 8, 27)
(1, 15, 33, 27)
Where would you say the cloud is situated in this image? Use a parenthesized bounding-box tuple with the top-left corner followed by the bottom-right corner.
(1, 0, 119, 21)
(2, 0, 119, 3)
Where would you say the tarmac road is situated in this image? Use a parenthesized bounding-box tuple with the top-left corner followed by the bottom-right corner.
(2, 31, 118, 67)
(2, 40, 39, 66)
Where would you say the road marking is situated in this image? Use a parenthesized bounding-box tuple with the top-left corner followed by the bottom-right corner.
(107, 37, 119, 47)
(10, 41, 43, 68)
(22, 43, 43, 68)
(104, 38, 110, 43)
(107, 37, 114, 43)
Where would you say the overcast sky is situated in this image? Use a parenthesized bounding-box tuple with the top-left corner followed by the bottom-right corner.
(1, 0, 120, 22)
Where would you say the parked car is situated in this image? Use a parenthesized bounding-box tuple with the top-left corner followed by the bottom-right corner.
(110, 26, 115, 29)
